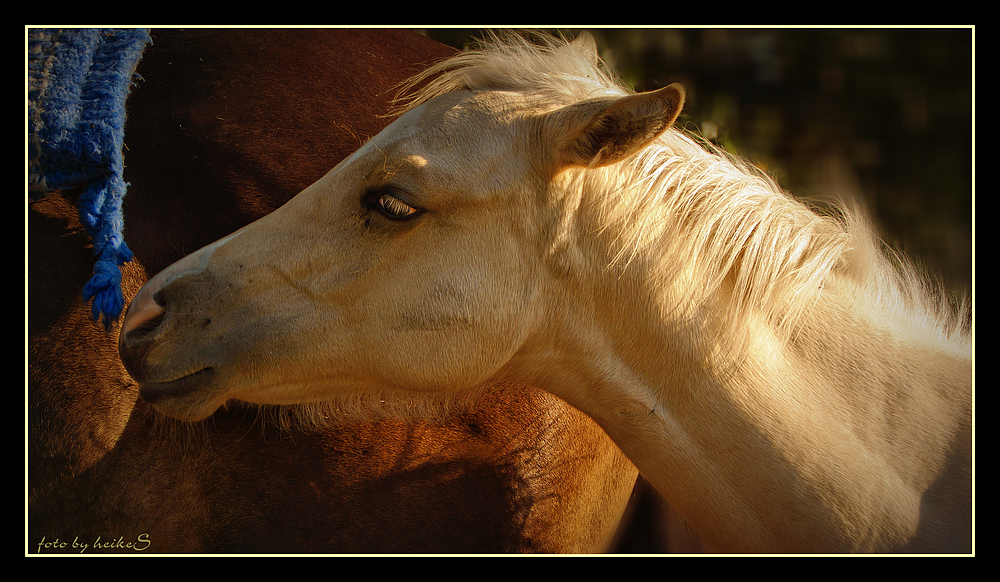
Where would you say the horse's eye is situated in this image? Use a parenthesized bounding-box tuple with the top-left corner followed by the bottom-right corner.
(370, 190, 420, 220)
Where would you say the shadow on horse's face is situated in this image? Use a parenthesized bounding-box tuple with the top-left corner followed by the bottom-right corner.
(119, 89, 551, 421)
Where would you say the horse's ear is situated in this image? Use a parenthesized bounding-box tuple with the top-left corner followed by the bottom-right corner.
(548, 83, 685, 171)
(569, 31, 600, 64)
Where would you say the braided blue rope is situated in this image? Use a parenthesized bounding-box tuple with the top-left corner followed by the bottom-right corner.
(28, 28, 150, 329)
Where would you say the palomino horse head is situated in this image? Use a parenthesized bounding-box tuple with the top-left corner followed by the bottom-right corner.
(119, 33, 684, 422)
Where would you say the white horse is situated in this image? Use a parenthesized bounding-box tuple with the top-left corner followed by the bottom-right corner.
(119, 32, 972, 553)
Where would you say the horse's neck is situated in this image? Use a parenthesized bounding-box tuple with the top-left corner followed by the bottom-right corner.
(526, 267, 971, 553)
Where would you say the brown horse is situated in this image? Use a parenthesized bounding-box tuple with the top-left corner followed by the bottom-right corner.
(28, 28, 645, 554)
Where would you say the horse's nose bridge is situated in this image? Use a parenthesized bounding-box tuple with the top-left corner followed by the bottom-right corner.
(121, 233, 236, 342)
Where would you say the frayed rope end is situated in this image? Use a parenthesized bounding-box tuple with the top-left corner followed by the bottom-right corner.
(82, 251, 133, 330)
(79, 175, 135, 329)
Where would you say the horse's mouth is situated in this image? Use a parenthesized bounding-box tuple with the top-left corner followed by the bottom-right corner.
(138, 367, 229, 422)
(138, 367, 217, 408)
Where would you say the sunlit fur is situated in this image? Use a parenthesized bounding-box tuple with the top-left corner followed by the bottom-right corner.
(396, 30, 969, 369)
(386, 32, 973, 552)
(286, 30, 970, 436)
(120, 32, 972, 552)
(275, 383, 489, 431)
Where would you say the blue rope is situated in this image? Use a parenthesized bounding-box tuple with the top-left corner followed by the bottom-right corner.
(28, 28, 150, 329)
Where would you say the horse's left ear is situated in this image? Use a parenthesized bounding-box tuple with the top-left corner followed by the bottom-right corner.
(548, 83, 685, 171)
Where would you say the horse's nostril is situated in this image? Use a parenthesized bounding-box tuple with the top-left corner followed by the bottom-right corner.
(124, 311, 166, 345)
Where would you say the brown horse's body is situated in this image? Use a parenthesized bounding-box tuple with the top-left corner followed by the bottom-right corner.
(28, 29, 643, 554)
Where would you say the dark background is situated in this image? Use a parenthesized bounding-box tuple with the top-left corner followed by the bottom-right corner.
(421, 28, 973, 297)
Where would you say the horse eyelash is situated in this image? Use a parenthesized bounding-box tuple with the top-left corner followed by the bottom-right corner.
(364, 187, 422, 221)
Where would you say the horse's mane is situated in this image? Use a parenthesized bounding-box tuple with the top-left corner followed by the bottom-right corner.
(394, 31, 626, 112)
(399, 31, 971, 351)
(284, 31, 969, 430)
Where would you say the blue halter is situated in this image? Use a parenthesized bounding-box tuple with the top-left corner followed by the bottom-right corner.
(28, 28, 150, 329)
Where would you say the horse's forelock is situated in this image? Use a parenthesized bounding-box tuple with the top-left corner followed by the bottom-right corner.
(393, 31, 627, 116)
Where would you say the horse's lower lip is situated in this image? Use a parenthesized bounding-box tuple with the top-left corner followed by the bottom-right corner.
(138, 367, 216, 404)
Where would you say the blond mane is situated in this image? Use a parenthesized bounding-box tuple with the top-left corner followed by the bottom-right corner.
(282, 31, 970, 430)
(396, 32, 969, 356)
